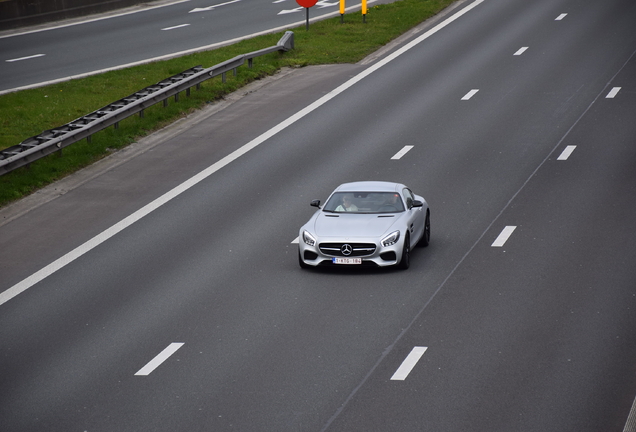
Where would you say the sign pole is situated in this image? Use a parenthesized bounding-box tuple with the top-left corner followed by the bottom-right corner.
(340, 0, 345, 23)
(296, 0, 317, 29)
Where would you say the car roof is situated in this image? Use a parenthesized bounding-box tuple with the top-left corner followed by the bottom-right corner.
(335, 181, 405, 193)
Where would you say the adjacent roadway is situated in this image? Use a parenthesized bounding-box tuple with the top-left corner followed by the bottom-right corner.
(0, 0, 368, 93)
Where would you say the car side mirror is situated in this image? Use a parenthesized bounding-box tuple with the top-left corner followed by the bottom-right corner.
(310, 199, 321, 208)
(412, 200, 423, 208)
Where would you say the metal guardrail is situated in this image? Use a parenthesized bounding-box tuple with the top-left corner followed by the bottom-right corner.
(0, 31, 294, 176)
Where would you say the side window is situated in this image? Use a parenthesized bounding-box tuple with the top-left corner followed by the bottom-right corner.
(402, 188, 414, 209)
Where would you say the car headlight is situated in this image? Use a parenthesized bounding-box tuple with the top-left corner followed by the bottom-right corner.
(303, 230, 317, 247)
(382, 230, 400, 247)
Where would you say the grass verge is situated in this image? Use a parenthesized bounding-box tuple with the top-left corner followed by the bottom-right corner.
(0, 0, 454, 208)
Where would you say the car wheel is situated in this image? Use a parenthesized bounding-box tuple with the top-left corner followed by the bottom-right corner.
(298, 251, 310, 269)
(419, 210, 430, 247)
(397, 233, 410, 270)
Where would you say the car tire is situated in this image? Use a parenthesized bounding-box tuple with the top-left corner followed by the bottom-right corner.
(298, 251, 310, 269)
(418, 210, 430, 247)
(397, 233, 410, 270)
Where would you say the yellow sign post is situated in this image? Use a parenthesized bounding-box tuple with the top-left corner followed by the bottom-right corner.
(339, 0, 367, 23)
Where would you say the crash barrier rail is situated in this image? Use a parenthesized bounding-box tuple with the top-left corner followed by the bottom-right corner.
(0, 31, 294, 176)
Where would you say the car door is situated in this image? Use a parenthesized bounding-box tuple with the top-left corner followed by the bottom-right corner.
(403, 188, 425, 245)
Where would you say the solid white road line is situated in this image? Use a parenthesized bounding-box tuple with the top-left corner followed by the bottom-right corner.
(291, 236, 299, 244)
(161, 24, 190, 30)
(391, 145, 414, 160)
(390, 346, 428, 381)
(135, 343, 184, 376)
(514, 47, 528, 56)
(606, 87, 621, 98)
(623, 394, 636, 432)
(6, 54, 45, 62)
(492, 226, 517, 247)
(555, 13, 567, 20)
(557, 145, 577, 160)
(0, 0, 485, 306)
(461, 89, 479, 100)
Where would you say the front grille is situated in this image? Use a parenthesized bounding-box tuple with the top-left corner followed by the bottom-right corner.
(319, 243, 376, 257)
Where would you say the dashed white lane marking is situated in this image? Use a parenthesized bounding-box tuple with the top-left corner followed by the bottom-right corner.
(161, 24, 191, 30)
(461, 89, 479, 100)
(391, 145, 414, 160)
(557, 145, 577, 160)
(391, 346, 428, 381)
(514, 47, 528, 56)
(6, 54, 45, 62)
(135, 343, 184, 376)
(492, 226, 517, 247)
(555, 13, 567, 20)
(606, 87, 621, 98)
(292, 236, 299, 244)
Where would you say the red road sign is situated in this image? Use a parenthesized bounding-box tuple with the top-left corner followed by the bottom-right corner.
(296, 0, 318, 7)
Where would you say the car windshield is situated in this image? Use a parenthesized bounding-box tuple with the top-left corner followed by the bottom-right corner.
(323, 192, 405, 213)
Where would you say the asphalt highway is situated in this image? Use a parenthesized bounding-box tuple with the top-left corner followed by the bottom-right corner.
(1, 0, 636, 430)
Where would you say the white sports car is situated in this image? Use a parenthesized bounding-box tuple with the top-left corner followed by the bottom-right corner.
(298, 181, 430, 269)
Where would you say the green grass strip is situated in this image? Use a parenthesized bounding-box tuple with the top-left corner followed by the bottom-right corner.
(0, 0, 454, 207)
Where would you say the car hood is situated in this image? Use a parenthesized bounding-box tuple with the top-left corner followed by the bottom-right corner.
(313, 212, 399, 238)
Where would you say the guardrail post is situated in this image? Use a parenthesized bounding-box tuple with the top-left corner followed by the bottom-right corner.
(222, 72, 226, 83)
(139, 109, 144, 119)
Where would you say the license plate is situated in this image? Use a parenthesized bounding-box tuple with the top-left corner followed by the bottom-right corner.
(333, 257, 362, 265)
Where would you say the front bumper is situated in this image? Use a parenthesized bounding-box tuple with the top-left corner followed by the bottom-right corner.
(298, 235, 404, 268)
